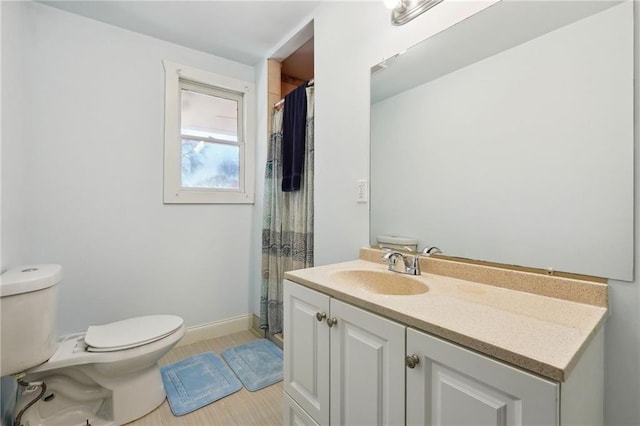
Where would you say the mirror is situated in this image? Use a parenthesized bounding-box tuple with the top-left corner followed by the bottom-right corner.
(370, 1, 634, 281)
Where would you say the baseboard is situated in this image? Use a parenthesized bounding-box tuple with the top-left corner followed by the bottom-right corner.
(250, 313, 283, 349)
(251, 313, 264, 336)
(178, 314, 253, 347)
(270, 333, 284, 349)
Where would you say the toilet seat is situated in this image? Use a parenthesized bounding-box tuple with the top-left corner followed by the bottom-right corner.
(85, 315, 184, 352)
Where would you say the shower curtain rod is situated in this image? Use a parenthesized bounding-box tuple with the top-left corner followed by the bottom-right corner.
(273, 79, 314, 108)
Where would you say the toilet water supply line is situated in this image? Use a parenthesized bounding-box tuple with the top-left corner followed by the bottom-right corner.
(13, 375, 47, 426)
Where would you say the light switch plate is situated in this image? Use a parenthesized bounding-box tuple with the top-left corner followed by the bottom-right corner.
(357, 179, 368, 203)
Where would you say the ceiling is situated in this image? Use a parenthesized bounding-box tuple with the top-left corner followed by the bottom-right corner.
(38, 1, 321, 65)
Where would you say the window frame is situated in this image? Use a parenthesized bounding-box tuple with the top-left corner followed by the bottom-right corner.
(163, 60, 255, 204)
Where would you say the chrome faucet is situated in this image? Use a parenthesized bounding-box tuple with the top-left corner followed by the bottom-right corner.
(382, 250, 423, 275)
(382, 246, 443, 275)
(422, 246, 442, 256)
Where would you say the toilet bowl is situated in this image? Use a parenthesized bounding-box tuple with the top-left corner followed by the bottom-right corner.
(1, 265, 186, 426)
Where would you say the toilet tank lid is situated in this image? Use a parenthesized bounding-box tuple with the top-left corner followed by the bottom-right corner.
(0, 264, 62, 297)
(85, 315, 184, 350)
(376, 235, 418, 246)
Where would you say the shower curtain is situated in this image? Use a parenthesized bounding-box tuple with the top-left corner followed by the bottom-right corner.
(260, 84, 314, 334)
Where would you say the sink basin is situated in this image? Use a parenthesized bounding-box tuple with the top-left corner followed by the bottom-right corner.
(329, 269, 429, 295)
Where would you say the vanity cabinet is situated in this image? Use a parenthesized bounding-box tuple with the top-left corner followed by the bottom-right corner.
(284, 278, 603, 426)
(406, 328, 557, 425)
(283, 279, 405, 426)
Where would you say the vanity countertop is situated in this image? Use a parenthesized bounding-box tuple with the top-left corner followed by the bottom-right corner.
(284, 252, 608, 382)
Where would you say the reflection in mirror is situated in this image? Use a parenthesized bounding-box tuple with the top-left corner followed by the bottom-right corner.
(370, 1, 634, 280)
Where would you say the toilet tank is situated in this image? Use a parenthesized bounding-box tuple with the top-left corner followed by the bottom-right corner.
(376, 235, 418, 252)
(0, 264, 61, 376)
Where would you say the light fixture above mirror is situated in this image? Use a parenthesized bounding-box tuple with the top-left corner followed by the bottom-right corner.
(385, 0, 444, 25)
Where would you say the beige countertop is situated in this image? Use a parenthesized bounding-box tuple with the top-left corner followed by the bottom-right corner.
(284, 253, 608, 382)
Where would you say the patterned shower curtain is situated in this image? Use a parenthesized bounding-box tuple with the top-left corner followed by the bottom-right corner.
(260, 85, 314, 334)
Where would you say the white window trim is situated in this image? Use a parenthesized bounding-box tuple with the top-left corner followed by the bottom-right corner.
(163, 60, 255, 204)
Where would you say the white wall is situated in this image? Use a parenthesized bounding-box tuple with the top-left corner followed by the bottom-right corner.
(0, 0, 22, 418)
(1, 1, 29, 269)
(249, 56, 271, 322)
(604, 3, 640, 423)
(2, 1, 256, 335)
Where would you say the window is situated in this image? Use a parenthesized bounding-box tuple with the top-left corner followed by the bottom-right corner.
(163, 60, 255, 203)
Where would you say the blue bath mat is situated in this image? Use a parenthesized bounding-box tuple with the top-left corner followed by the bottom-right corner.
(221, 339, 283, 391)
(161, 352, 242, 416)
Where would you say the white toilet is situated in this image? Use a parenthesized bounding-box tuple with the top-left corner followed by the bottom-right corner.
(0, 264, 186, 426)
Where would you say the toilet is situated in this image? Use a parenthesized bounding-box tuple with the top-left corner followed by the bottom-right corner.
(0, 264, 186, 426)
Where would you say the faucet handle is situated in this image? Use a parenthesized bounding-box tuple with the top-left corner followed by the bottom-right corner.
(409, 246, 442, 275)
(408, 253, 423, 275)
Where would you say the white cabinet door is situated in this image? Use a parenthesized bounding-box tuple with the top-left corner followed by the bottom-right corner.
(284, 280, 331, 425)
(330, 299, 406, 426)
(284, 392, 321, 426)
(406, 328, 559, 426)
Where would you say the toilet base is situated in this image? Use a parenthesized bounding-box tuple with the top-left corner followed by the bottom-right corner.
(16, 364, 166, 426)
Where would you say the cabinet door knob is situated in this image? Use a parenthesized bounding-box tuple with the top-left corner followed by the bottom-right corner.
(327, 317, 338, 327)
(316, 312, 327, 322)
(405, 354, 420, 369)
